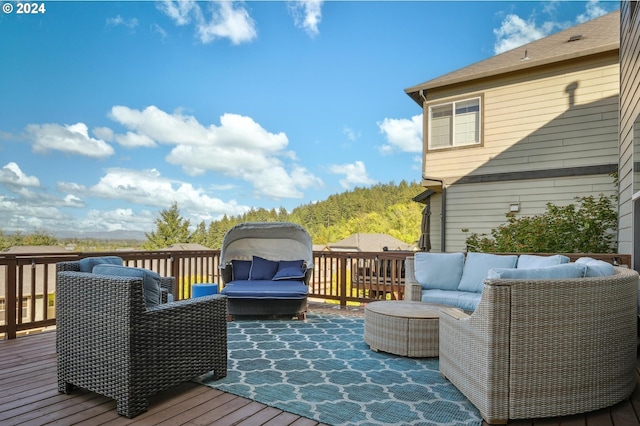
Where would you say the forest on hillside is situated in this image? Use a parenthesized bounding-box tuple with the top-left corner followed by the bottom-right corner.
(145, 180, 426, 250)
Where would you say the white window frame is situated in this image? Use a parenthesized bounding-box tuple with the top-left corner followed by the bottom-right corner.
(427, 96, 482, 150)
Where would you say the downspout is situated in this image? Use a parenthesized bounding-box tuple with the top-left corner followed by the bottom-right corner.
(419, 89, 447, 252)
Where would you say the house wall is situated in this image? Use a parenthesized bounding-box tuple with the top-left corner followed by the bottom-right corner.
(420, 50, 620, 253)
(619, 1, 640, 267)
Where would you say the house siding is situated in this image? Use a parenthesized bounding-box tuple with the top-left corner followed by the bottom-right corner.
(423, 52, 620, 182)
(619, 1, 640, 266)
(437, 175, 618, 252)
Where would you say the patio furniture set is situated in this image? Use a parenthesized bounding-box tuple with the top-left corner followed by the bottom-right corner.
(54, 223, 639, 425)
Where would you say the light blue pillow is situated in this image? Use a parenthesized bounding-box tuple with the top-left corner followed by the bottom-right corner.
(488, 263, 586, 279)
(273, 260, 306, 281)
(517, 254, 570, 269)
(249, 256, 279, 280)
(458, 252, 518, 293)
(78, 256, 123, 272)
(414, 252, 465, 291)
(575, 257, 615, 277)
(92, 264, 162, 308)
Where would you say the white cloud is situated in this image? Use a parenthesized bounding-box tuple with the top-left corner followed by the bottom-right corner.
(288, 0, 323, 37)
(378, 115, 422, 153)
(109, 105, 322, 199)
(93, 126, 114, 141)
(343, 126, 360, 142)
(57, 167, 250, 221)
(0, 162, 40, 190)
(329, 161, 375, 189)
(107, 15, 139, 29)
(493, 0, 610, 55)
(576, 0, 608, 23)
(25, 122, 115, 158)
(158, 0, 257, 45)
(115, 131, 157, 148)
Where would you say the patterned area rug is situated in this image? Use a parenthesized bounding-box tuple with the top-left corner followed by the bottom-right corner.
(196, 313, 482, 426)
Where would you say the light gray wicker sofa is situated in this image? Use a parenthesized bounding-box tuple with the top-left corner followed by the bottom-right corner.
(404, 253, 639, 424)
(55, 261, 228, 418)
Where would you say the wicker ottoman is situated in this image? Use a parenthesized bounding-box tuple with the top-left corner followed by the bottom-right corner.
(364, 301, 447, 357)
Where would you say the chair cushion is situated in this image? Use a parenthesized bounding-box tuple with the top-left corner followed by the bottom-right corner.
(487, 263, 587, 279)
(249, 256, 279, 280)
(458, 252, 518, 293)
(414, 252, 465, 291)
(517, 254, 570, 269)
(92, 264, 162, 308)
(221, 279, 308, 299)
(231, 260, 252, 280)
(273, 260, 306, 280)
(421, 289, 481, 312)
(78, 256, 123, 272)
(575, 257, 615, 277)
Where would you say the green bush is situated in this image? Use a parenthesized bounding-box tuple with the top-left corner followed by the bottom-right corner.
(464, 194, 618, 253)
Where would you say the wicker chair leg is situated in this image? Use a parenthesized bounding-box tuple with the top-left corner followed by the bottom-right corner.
(485, 418, 508, 425)
(58, 381, 75, 394)
(118, 397, 148, 419)
(297, 312, 307, 320)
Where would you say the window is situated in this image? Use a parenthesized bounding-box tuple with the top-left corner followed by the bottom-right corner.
(428, 97, 481, 149)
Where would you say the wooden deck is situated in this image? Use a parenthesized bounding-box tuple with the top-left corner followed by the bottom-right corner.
(2, 304, 640, 426)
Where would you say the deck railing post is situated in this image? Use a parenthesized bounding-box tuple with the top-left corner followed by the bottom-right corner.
(339, 256, 348, 307)
(6, 255, 17, 339)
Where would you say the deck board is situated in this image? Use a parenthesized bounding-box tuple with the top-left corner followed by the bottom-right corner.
(1, 305, 639, 426)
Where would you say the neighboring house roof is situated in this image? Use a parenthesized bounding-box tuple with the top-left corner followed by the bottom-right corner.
(327, 233, 415, 252)
(405, 10, 620, 105)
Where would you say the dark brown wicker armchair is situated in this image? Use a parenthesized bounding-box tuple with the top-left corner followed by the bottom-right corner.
(55, 268, 228, 418)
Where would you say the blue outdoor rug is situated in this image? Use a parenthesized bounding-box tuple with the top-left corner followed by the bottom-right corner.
(196, 313, 482, 426)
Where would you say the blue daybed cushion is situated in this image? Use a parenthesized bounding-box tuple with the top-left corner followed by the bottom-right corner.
(414, 252, 465, 291)
(249, 256, 279, 280)
(575, 257, 615, 277)
(517, 254, 570, 269)
(231, 260, 252, 280)
(92, 264, 162, 308)
(487, 263, 586, 280)
(458, 252, 518, 293)
(273, 260, 306, 280)
(78, 256, 123, 272)
(221, 280, 308, 299)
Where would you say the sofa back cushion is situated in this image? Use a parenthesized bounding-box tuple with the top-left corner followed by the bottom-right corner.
(78, 256, 123, 272)
(458, 252, 518, 293)
(231, 260, 252, 280)
(249, 256, 279, 280)
(575, 257, 615, 277)
(414, 252, 465, 291)
(517, 254, 570, 269)
(487, 263, 586, 280)
(92, 264, 162, 308)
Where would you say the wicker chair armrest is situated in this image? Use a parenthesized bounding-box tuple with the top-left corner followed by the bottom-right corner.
(403, 256, 422, 301)
(158, 276, 176, 300)
(440, 307, 469, 320)
(56, 261, 81, 273)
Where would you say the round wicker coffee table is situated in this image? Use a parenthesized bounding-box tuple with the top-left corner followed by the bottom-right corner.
(364, 300, 447, 357)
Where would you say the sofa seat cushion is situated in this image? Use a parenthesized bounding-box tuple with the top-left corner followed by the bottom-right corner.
(421, 289, 481, 312)
(92, 264, 162, 308)
(221, 280, 308, 299)
(517, 254, 570, 268)
(414, 252, 465, 291)
(458, 252, 518, 293)
(488, 263, 587, 280)
(78, 256, 123, 272)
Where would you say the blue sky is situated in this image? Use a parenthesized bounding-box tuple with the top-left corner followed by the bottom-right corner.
(0, 0, 619, 235)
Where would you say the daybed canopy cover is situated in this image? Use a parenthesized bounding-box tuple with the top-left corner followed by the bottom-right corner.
(220, 222, 313, 266)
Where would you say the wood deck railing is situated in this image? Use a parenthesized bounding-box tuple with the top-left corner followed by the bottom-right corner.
(0, 249, 412, 339)
(0, 249, 631, 340)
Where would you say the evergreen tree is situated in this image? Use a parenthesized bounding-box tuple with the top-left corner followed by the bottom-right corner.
(143, 202, 191, 249)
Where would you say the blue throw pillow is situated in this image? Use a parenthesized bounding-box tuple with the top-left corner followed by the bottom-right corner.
(92, 264, 162, 308)
(517, 254, 570, 269)
(231, 260, 252, 280)
(458, 252, 518, 293)
(249, 256, 279, 280)
(487, 263, 586, 280)
(414, 252, 465, 291)
(575, 257, 615, 277)
(273, 260, 307, 280)
(78, 256, 123, 272)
